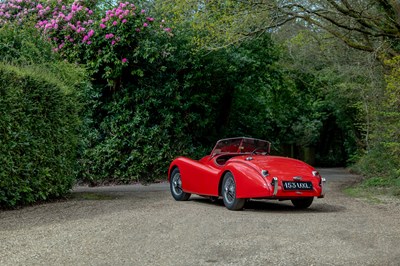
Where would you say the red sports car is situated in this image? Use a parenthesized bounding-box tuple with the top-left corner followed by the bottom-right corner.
(168, 137, 326, 210)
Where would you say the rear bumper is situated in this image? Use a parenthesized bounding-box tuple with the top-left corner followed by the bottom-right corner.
(268, 176, 325, 199)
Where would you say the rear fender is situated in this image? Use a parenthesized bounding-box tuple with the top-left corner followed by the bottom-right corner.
(221, 162, 273, 198)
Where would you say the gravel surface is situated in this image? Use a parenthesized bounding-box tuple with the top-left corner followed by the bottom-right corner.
(1, 168, 400, 266)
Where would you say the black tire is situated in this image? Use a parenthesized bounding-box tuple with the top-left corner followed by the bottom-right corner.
(170, 168, 191, 201)
(221, 172, 245, 211)
(291, 197, 314, 209)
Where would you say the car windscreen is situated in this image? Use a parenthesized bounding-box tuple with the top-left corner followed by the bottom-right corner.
(211, 138, 270, 155)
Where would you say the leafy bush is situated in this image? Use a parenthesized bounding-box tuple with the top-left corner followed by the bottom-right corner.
(351, 144, 399, 182)
(0, 63, 83, 208)
(0, 22, 56, 64)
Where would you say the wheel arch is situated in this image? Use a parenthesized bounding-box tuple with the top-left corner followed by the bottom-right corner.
(168, 165, 179, 182)
(218, 170, 232, 196)
(220, 162, 272, 198)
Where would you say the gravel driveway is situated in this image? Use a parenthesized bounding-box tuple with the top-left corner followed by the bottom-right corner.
(1, 168, 399, 265)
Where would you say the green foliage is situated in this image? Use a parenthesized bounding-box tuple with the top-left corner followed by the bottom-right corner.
(0, 63, 83, 208)
(0, 22, 56, 64)
(381, 56, 400, 161)
(77, 32, 286, 183)
(352, 56, 400, 184)
(351, 144, 399, 180)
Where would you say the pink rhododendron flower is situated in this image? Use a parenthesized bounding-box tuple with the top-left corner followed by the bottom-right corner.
(122, 19, 127, 24)
(143, 22, 148, 27)
(121, 58, 127, 63)
(100, 23, 106, 29)
(105, 33, 114, 39)
(87, 29, 94, 37)
(113, 20, 117, 26)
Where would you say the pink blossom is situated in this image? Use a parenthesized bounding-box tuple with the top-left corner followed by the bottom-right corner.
(37, 4, 43, 9)
(146, 17, 154, 22)
(100, 23, 106, 29)
(121, 58, 127, 63)
(88, 29, 94, 37)
(122, 19, 127, 24)
(141, 9, 145, 13)
(105, 33, 114, 39)
(164, 27, 171, 32)
(111, 40, 116, 45)
(113, 20, 117, 26)
(143, 23, 148, 27)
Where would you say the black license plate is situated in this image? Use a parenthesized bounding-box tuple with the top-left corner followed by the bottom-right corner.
(283, 181, 313, 190)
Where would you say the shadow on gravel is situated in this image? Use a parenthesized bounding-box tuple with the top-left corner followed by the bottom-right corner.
(190, 197, 346, 213)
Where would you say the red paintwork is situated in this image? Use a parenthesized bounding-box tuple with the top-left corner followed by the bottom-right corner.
(168, 138, 325, 200)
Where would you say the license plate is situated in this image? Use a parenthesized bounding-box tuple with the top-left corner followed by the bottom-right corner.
(282, 181, 313, 190)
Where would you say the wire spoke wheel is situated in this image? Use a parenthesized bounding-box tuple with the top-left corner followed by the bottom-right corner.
(171, 173, 183, 196)
(222, 172, 245, 211)
(170, 168, 191, 201)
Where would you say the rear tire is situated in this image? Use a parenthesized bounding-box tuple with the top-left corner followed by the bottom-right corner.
(170, 168, 191, 201)
(221, 172, 245, 211)
(291, 197, 314, 209)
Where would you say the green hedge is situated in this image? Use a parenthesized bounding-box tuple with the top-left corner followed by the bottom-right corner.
(0, 63, 82, 208)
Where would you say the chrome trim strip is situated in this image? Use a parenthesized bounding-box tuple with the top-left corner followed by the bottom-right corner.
(273, 177, 278, 196)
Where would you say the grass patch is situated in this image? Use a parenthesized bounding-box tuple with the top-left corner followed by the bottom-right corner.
(344, 177, 400, 203)
(343, 187, 383, 203)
